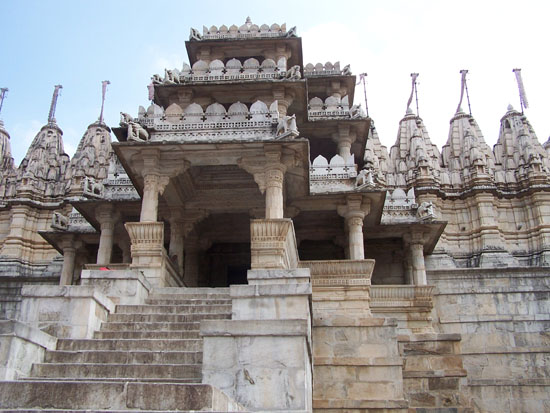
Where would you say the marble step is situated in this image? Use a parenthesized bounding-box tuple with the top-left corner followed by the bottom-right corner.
(151, 287, 230, 296)
(145, 298, 231, 305)
(0, 381, 244, 411)
(108, 312, 231, 323)
(94, 330, 200, 339)
(31, 362, 201, 380)
(100, 321, 200, 331)
(45, 350, 202, 365)
(114, 304, 232, 314)
(57, 338, 203, 351)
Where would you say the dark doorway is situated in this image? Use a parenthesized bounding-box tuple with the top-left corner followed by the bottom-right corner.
(227, 265, 248, 285)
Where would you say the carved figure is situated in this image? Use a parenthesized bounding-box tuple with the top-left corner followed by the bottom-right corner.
(190, 28, 202, 41)
(83, 176, 104, 198)
(276, 114, 298, 137)
(342, 64, 352, 75)
(417, 201, 436, 220)
(120, 112, 149, 142)
(151, 74, 163, 84)
(163, 69, 180, 84)
(51, 211, 69, 230)
(286, 26, 297, 37)
(350, 104, 364, 118)
(285, 65, 301, 80)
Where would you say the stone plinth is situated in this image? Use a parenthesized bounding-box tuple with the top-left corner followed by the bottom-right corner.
(302, 259, 407, 412)
(370, 285, 435, 334)
(202, 220, 313, 412)
(0, 320, 57, 380)
(398, 333, 471, 411)
(18, 285, 114, 339)
(201, 319, 312, 412)
(125, 222, 182, 287)
(250, 219, 298, 269)
(312, 318, 408, 412)
(80, 268, 151, 305)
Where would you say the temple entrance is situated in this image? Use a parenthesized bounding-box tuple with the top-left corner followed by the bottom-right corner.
(202, 242, 250, 287)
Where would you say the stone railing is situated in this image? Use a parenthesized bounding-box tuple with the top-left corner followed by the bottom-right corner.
(192, 19, 291, 40)
(103, 174, 139, 200)
(133, 100, 283, 142)
(370, 285, 434, 307)
(310, 154, 357, 180)
(381, 188, 418, 223)
(250, 219, 299, 269)
(309, 154, 358, 194)
(84, 263, 130, 271)
(154, 58, 288, 84)
(300, 259, 374, 287)
(304, 61, 350, 77)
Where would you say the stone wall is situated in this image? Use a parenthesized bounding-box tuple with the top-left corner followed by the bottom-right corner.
(429, 267, 550, 412)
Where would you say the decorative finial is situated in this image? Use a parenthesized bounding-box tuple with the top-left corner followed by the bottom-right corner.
(246, 16, 252, 24)
(0, 88, 8, 117)
(356, 73, 369, 117)
(98, 80, 110, 124)
(513, 68, 529, 114)
(406, 73, 419, 116)
(456, 70, 472, 115)
(47, 85, 63, 125)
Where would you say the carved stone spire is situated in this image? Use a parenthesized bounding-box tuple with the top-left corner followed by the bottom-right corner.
(65, 120, 113, 196)
(440, 109, 495, 190)
(360, 123, 388, 187)
(493, 105, 549, 188)
(16, 86, 70, 198)
(0, 88, 14, 172)
(388, 111, 440, 189)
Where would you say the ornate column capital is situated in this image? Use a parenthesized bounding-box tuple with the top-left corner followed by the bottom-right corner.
(337, 194, 371, 221)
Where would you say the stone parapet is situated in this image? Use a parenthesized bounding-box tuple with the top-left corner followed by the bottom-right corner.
(0, 320, 57, 380)
(18, 285, 114, 339)
(370, 285, 435, 334)
(201, 319, 312, 412)
(80, 269, 151, 305)
(250, 218, 299, 269)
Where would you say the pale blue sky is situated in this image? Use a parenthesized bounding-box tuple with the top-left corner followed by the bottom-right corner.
(1, 0, 548, 164)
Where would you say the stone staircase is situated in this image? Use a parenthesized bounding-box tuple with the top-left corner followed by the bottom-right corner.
(0, 287, 246, 412)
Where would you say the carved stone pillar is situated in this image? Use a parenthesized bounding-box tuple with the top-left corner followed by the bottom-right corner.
(337, 194, 371, 260)
(265, 165, 285, 219)
(96, 205, 117, 265)
(121, 239, 131, 264)
(333, 124, 356, 160)
(140, 173, 169, 222)
(60, 236, 81, 285)
(272, 87, 293, 117)
(239, 148, 295, 220)
(169, 217, 184, 275)
(184, 234, 199, 287)
(347, 215, 365, 260)
(404, 231, 427, 286)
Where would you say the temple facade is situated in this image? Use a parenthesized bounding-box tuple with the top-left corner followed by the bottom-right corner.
(0, 18, 548, 412)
